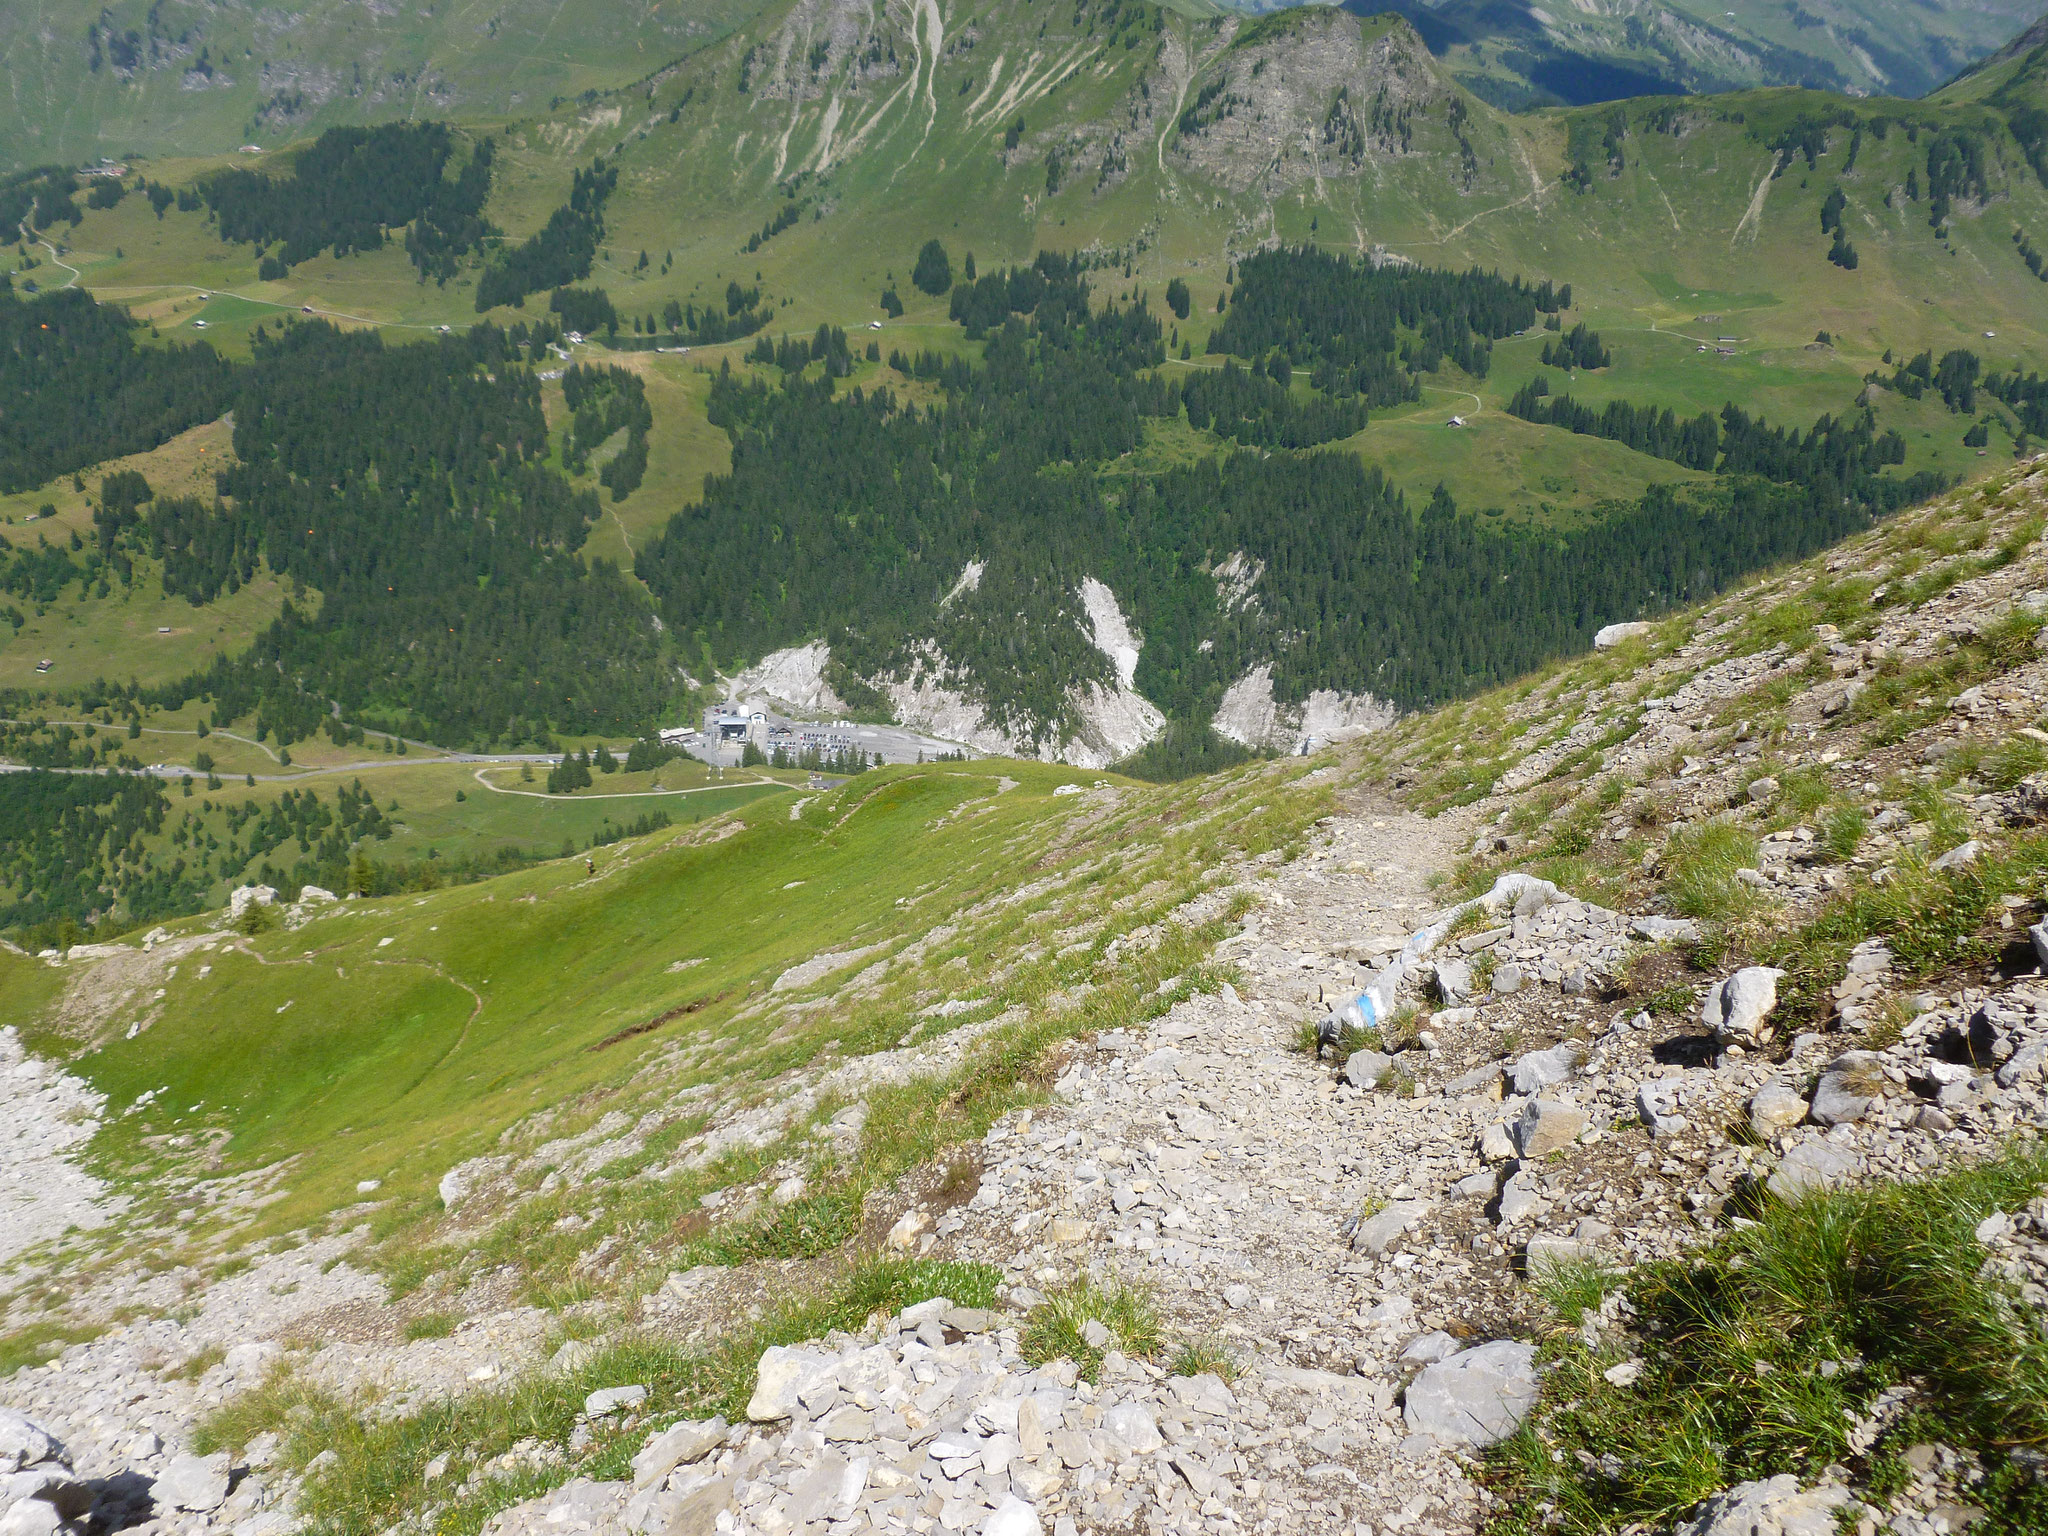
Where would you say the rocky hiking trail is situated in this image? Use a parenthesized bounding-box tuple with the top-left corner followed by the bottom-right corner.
(14, 770, 2044, 1536)
(12, 469, 2048, 1535)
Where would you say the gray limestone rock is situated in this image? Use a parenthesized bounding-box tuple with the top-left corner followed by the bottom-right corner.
(1637, 1078, 1686, 1138)
(1767, 1140, 1859, 1201)
(1997, 1040, 2048, 1088)
(984, 1496, 1043, 1536)
(1594, 622, 1654, 649)
(154, 1452, 230, 1513)
(660, 1477, 732, 1536)
(1403, 1340, 1540, 1448)
(1399, 1331, 1460, 1365)
(1496, 1171, 1546, 1225)
(1632, 915, 1701, 943)
(1135, 1047, 1184, 1079)
(1103, 1403, 1162, 1454)
(1434, 958, 1472, 1004)
(0, 1413, 61, 1474)
(228, 884, 277, 919)
(785, 1453, 858, 1525)
(584, 1385, 647, 1417)
(1351, 1199, 1432, 1255)
(1931, 840, 1981, 872)
(0, 1497, 63, 1536)
(1510, 1045, 1578, 1096)
(1523, 1233, 1595, 1279)
(747, 1344, 839, 1421)
(1446, 1061, 1503, 1098)
(1810, 1052, 1884, 1126)
(631, 1418, 727, 1489)
(1673, 1475, 1855, 1536)
(1344, 1050, 1395, 1090)
(480, 1478, 629, 1536)
(1513, 1097, 1588, 1158)
(1749, 1081, 1808, 1136)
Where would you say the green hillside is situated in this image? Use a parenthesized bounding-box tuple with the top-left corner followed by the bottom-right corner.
(0, 0, 775, 171)
(0, 752, 1324, 1252)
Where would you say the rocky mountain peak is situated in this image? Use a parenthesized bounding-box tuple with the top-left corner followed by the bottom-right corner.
(1169, 10, 1455, 194)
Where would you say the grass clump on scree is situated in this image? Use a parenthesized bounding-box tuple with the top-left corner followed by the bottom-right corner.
(1487, 1149, 2048, 1535)
(1168, 1333, 1241, 1383)
(1020, 1275, 1164, 1383)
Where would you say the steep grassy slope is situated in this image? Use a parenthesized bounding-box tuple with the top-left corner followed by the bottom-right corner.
(0, 753, 1327, 1268)
(0, 0, 2029, 169)
(16, 9, 2037, 499)
(22, 6, 2048, 425)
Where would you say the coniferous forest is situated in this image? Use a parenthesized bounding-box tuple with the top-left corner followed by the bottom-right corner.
(0, 283, 237, 493)
(0, 235, 1976, 932)
(200, 123, 497, 281)
(638, 247, 1943, 744)
(1, 304, 668, 750)
(0, 245, 1954, 766)
(473, 157, 617, 312)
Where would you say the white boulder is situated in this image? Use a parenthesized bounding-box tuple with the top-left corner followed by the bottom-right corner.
(1701, 967, 1786, 1048)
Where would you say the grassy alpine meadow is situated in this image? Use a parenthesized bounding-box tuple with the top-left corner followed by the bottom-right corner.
(0, 562, 291, 691)
(1334, 393, 1717, 529)
(0, 418, 233, 538)
(1, 754, 1335, 1269)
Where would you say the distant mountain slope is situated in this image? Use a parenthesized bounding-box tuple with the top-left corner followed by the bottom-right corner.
(1937, 8, 2048, 104)
(1331, 0, 2043, 107)
(0, 0, 774, 170)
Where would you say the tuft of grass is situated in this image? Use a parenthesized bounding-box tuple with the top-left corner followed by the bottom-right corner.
(1819, 803, 1867, 863)
(1472, 950, 1499, 992)
(1980, 733, 2048, 791)
(1168, 1333, 1240, 1383)
(1443, 903, 1492, 944)
(403, 1312, 460, 1342)
(163, 1343, 226, 1382)
(1487, 1148, 2048, 1535)
(1020, 1275, 1163, 1382)
(1661, 817, 1766, 925)
(1296, 1014, 1384, 1067)
(1530, 1254, 1623, 1327)
(1765, 831, 2048, 1027)
(525, 1278, 600, 1314)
